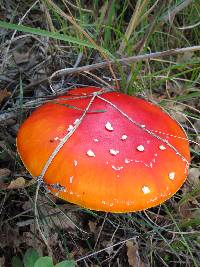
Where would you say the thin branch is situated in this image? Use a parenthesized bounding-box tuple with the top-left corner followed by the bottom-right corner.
(34, 182, 52, 254)
(178, 20, 200, 30)
(22, 45, 200, 90)
(45, 0, 119, 88)
(76, 236, 137, 263)
(38, 92, 98, 181)
(162, 0, 193, 23)
(33, 90, 102, 251)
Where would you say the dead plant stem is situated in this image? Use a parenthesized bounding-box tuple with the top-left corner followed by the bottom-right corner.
(18, 45, 200, 91)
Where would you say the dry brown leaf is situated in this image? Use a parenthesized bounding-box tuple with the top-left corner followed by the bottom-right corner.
(0, 256, 5, 266)
(48, 212, 77, 230)
(0, 225, 21, 249)
(7, 177, 26, 189)
(0, 168, 11, 179)
(13, 51, 30, 64)
(194, 120, 200, 132)
(178, 202, 192, 218)
(48, 232, 59, 247)
(22, 200, 32, 211)
(38, 204, 78, 231)
(23, 226, 45, 256)
(188, 168, 200, 185)
(0, 89, 11, 103)
(126, 240, 145, 267)
(168, 103, 187, 123)
(177, 51, 194, 63)
(88, 221, 97, 233)
(0, 177, 35, 190)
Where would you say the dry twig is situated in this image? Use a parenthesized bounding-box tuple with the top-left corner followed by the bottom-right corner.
(21, 45, 200, 91)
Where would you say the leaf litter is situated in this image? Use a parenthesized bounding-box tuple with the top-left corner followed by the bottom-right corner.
(0, 1, 200, 266)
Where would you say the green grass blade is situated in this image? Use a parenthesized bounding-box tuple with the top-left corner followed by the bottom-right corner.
(0, 20, 110, 55)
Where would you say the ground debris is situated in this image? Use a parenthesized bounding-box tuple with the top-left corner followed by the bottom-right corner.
(188, 168, 200, 185)
(7, 177, 26, 189)
(0, 168, 11, 179)
(13, 51, 30, 65)
(126, 240, 146, 267)
(0, 1, 199, 266)
(0, 89, 11, 103)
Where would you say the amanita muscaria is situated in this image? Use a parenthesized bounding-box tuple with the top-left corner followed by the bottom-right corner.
(17, 87, 190, 212)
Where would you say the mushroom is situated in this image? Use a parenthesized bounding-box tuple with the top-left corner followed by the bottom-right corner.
(16, 87, 190, 212)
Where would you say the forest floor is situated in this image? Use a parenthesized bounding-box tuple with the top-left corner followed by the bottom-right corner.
(0, 1, 200, 266)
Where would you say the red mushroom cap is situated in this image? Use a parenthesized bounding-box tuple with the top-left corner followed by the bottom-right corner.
(16, 87, 190, 212)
